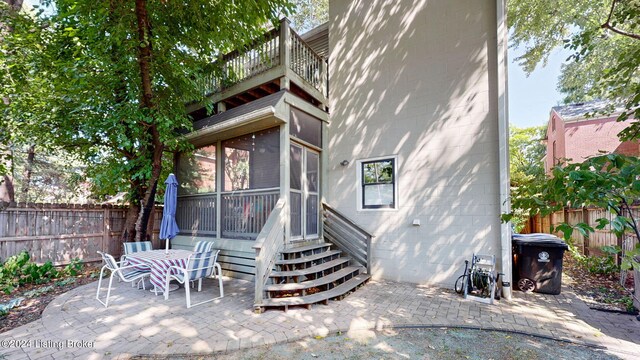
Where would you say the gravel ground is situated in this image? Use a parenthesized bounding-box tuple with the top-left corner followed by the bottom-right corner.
(132, 327, 619, 360)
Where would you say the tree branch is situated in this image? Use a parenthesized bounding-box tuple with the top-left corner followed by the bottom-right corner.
(621, 198, 640, 241)
(601, 0, 640, 41)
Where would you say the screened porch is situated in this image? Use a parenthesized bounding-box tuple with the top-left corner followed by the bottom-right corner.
(175, 127, 281, 240)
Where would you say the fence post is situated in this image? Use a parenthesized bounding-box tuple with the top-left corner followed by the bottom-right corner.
(103, 206, 110, 254)
(582, 207, 590, 255)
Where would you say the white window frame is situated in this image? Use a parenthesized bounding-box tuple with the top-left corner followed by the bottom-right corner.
(356, 155, 398, 211)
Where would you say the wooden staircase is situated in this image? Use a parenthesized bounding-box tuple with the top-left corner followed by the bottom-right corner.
(257, 241, 370, 311)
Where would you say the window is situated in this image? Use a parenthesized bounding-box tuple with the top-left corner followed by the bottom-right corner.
(359, 157, 396, 209)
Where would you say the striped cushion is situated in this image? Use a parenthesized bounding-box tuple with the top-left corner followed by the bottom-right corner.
(124, 241, 153, 255)
(121, 269, 149, 281)
(187, 250, 219, 281)
(193, 241, 214, 253)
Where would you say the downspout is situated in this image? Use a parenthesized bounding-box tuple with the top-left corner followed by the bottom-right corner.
(496, 0, 512, 300)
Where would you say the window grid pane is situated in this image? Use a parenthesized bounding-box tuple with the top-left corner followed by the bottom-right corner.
(306, 195, 318, 235)
(290, 145, 302, 190)
(290, 192, 302, 237)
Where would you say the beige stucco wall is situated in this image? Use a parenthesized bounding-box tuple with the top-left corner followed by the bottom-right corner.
(327, 0, 503, 287)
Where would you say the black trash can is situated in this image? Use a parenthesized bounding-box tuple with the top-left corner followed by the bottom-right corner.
(512, 233, 569, 295)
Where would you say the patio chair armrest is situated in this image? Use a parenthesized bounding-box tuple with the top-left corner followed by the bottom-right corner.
(118, 264, 148, 272)
(165, 265, 188, 283)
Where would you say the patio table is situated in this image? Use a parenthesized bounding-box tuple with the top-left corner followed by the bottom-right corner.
(125, 249, 193, 295)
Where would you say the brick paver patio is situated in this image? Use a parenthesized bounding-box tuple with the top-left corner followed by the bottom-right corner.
(1, 278, 639, 359)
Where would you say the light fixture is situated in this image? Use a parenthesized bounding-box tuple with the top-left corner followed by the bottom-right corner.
(340, 160, 349, 166)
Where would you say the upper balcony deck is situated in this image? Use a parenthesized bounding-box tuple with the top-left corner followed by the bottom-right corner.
(188, 19, 328, 120)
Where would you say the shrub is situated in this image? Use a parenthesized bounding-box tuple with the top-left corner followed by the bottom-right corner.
(63, 258, 83, 276)
(0, 251, 67, 294)
(572, 245, 621, 276)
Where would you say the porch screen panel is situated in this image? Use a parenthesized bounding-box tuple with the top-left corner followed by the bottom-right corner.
(175, 145, 217, 236)
(221, 127, 280, 240)
(290, 108, 322, 148)
(222, 127, 280, 191)
(176, 145, 216, 195)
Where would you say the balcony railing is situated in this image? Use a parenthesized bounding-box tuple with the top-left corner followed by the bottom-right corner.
(222, 188, 280, 240)
(201, 19, 327, 100)
(176, 189, 280, 240)
(290, 30, 325, 93)
(176, 193, 217, 236)
(203, 28, 281, 95)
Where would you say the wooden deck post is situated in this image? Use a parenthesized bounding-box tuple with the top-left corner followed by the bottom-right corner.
(280, 18, 291, 81)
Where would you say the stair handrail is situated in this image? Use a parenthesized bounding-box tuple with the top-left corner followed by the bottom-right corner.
(322, 203, 372, 274)
(252, 197, 286, 309)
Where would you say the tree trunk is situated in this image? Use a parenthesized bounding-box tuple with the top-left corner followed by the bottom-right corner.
(0, 0, 21, 203)
(134, 0, 154, 109)
(135, 130, 164, 241)
(6, 0, 23, 11)
(122, 203, 140, 242)
(146, 204, 156, 246)
(20, 144, 35, 202)
(0, 175, 14, 202)
(133, 0, 165, 242)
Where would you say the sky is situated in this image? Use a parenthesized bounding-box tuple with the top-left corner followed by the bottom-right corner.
(507, 48, 570, 129)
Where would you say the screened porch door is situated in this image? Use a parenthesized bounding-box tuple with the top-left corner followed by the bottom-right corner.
(290, 143, 319, 240)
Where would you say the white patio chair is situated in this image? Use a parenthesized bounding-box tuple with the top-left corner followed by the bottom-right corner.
(121, 241, 153, 287)
(121, 241, 153, 264)
(96, 251, 150, 307)
(193, 240, 215, 253)
(164, 250, 224, 308)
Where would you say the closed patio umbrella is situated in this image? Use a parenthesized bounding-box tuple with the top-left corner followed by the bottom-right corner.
(159, 173, 179, 253)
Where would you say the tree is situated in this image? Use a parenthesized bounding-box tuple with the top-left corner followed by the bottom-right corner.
(509, 0, 640, 140)
(503, 153, 640, 270)
(0, 0, 25, 202)
(509, 125, 546, 187)
(507, 125, 547, 231)
(290, 0, 327, 32)
(1, 1, 294, 240)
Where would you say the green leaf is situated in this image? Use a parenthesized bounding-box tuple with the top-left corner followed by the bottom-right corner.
(595, 218, 609, 230)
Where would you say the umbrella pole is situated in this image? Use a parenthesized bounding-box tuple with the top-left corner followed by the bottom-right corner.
(165, 239, 169, 254)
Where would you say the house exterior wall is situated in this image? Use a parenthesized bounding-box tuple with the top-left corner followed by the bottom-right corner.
(545, 112, 640, 173)
(327, 0, 505, 286)
(564, 117, 639, 161)
(545, 111, 567, 173)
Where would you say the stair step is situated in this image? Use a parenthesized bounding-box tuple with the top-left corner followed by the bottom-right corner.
(265, 266, 362, 292)
(270, 257, 350, 278)
(281, 242, 331, 255)
(276, 250, 342, 265)
(260, 274, 371, 307)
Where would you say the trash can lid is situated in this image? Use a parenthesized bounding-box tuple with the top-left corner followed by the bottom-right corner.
(512, 233, 569, 249)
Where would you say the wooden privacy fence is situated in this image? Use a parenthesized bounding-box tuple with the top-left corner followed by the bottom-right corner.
(522, 207, 639, 256)
(0, 202, 162, 266)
